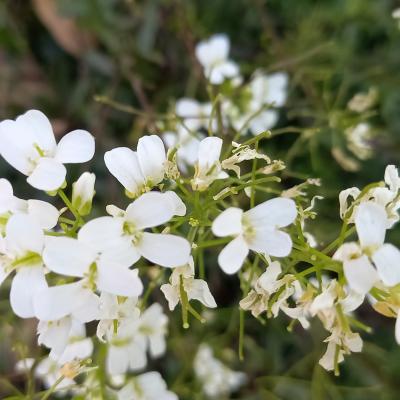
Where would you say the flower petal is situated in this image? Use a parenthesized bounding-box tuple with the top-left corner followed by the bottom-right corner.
(355, 202, 387, 248)
(104, 147, 144, 195)
(27, 200, 59, 229)
(137, 135, 166, 184)
(6, 214, 44, 256)
(55, 130, 95, 164)
(96, 260, 143, 297)
(27, 158, 66, 191)
(195, 34, 230, 68)
(218, 235, 249, 274)
(43, 236, 95, 277)
(343, 255, 378, 295)
(197, 137, 223, 173)
(248, 227, 293, 257)
(188, 279, 217, 308)
(136, 232, 191, 268)
(34, 281, 94, 321)
(0, 117, 36, 175)
(372, 243, 400, 286)
(212, 207, 243, 237)
(10, 266, 47, 318)
(245, 197, 297, 229)
(126, 192, 176, 229)
(164, 191, 186, 216)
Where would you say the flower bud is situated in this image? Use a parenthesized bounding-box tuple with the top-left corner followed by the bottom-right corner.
(72, 172, 96, 216)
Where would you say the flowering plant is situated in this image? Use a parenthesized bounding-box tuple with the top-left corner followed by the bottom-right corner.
(0, 34, 398, 399)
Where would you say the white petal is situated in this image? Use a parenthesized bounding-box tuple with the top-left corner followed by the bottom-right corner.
(164, 191, 186, 216)
(396, 313, 400, 345)
(195, 34, 230, 67)
(27, 158, 66, 191)
(0, 117, 36, 175)
(27, 200, 59, 229)
(372, 244, 400, 286)
(34, 282, 89, 321)
(19, 110, 56, 153)
(10, 267, 47, 318)
(245, 197, 297, 229)
(55, 130, 95, 164)
(212, 207, 243, 237)
(104, 147, 144, 195)
(58, 338, 93, 364)
(107, 346, 130, 376)
(0, 178, 14, 213)
(137, 232, 191, 268)
(355, 202, 387, 248)
(126, 192, 176, 229)
(6, 214, 44, 256)
(96, 260, 143, 297)
(343, 256, 378, 295)
(188, 279, 217, 308)
(43, 236, 95, 277)
(197, 137, 222, 173)
(137, 135, 166, 184)
(248, 227, 293, 257)
(218, 236, 249, 274)
(160, 284, 180, 310)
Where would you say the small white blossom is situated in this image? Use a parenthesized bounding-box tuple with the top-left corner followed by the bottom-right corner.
(191, 137, 228, 191)
(160, 257, 217, 310)
(105, 135, 167, 198)
(194, 344, 246, 398)
(212, 197, 297, 274)
(0, 110, 95, 191)
(195, 34, 240, 84)
(117, 372, 178, 400)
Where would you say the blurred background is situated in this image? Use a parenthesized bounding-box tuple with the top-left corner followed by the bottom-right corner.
(2, 0, 400, 398)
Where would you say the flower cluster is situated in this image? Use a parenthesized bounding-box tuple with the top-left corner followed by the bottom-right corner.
(2, 34, 400, 398)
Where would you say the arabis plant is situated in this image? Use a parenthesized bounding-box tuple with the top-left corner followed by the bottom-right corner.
(2, 34, 400, 398)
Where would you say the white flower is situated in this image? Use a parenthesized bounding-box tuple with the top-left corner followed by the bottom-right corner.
(72, 172, 96, 216)
(195, 34, 240, 84)
(117, 372, 178, 400)
(34, 280, 100, 322)
(250, 71, 288, 108)
(42, 218, 144, 298)
(345, 123, 373, 160)
(191, 137, 228, 191)
(212, 197, 297, 274)
(37, 317, 93, 364)
(0, 178, 59, 230)
(0, 214, 47, 318)
(334, 201, 400, 294)
(104, 191, 190, 268)
(160, 257, 217, 310)
(194, 344, 246, 398)
(0, 110, 95, 191)
(106, 303, 168, 375)
(104, 135, 166, 198)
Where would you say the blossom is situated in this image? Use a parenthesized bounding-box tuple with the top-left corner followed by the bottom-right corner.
(160, 257, 217, 310)
(334, 201, 400, 294)
(212, 197, 297, 274)
(0, 178, 59, 230)
(117, 372, 178, 400)
(104, 191, 191, 268)
(191, 137, 228, 191)
(72, 172, 96, 216)
(0, 110, 95, 191)
(0, 214, 47, 318)
(42, 217, 144, 298)
(194, 344, 246, 398)
(175, 98, 212, 132)
(104, 135, 166, 198)
(106, 303, 168, 375)
(195, 34, 240, 84)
